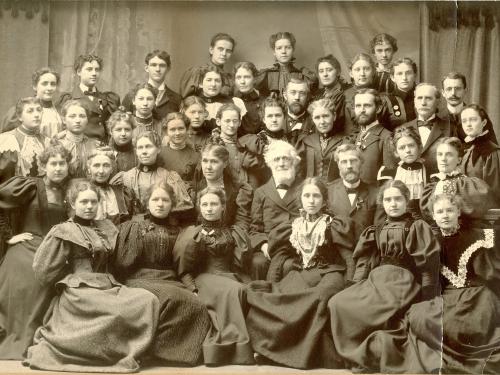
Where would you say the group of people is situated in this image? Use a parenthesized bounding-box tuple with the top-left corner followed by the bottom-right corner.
(0, 30, 499, 373)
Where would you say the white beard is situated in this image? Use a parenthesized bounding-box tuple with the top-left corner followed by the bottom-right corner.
(273, 168, 295, 184)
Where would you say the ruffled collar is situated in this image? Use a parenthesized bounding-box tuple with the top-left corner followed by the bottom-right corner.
(440, 224, 460, 237)
(430, 169, 462, 181)
(134, 115, 154, 126)
(17, 125, 40, 137)
(398, 159, 424, 170)
(464, 130, 490, 145)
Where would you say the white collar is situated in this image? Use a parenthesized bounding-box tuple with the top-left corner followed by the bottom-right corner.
(148, 79, 166, 91)
(79, 83, 96, 94)
(343, 180, 361, 189)
(417, 113, 436, 122)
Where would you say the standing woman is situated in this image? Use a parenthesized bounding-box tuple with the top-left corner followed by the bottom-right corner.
(114, 181, 210, 366)
(1, 67, 63, 137)
(24, 180, 159, 373)
(130, 83, 162, 139)
(0, 140, 71, 359)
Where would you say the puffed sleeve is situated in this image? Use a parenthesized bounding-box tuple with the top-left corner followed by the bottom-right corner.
(231, 225, 252, 273)
(482, 150, 500, 207)
(172, 225, 201, 293)
(179, 67, 203, 98)
(113, 219, 144, 279)
(352, 225, 378, 282)
(32, 226, 71, 286)
(330, 215, 356, 280)
(233, 182, 253, 232)
(0, 132, 19, 182)
(471, 229, 500, 288)
(54, 91, 73, 110)
(382, 134, 398, 170)
(300, 66, 318, 93)
(165, 170, 194, 212)
(238, 134, 265, 170)
(122, 186, 136, 219)
(102, 91, 121, 116)
(1, 105, 19, 134)
(0, 176, 37, 209)
(249, 188, 267, 250)
(121, 90, 135, 114)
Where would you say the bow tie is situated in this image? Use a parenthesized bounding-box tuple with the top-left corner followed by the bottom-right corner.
(276, 184, 289, 190)
(345, 188, 358, 195)
(84, 90, 97, 97)
(417, 119, 433, 130)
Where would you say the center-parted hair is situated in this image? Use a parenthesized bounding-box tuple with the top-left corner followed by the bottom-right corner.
(369, 33, 398, 54)
(210, 33, 236, 49)
(197, 187, 227, 210)
(32, 67, 60, 87)
(216, 103, 241, 120)
(38, 138, 72, 166)
(259, 96, 285, 121)
(133, 130, 162, 148)
(348, 53, 376, 73)
(162, 112, 189, 132)
(390, 57, 418, 76)
(61, 99, 89, 118)
(145, 49, 172, 69)
(15, 97, 42, 119)
(269, 31, 296, 49)
(298, 177, 328, 210)
(377, 179, 410, 205)
(67, 180, 101, 205)
(143, 180, 177, 210)
(392, 125, 423, 150)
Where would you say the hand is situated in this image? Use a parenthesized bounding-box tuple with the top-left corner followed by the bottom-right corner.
(7, 232, 33, 245)
(261, 243, 270, 260)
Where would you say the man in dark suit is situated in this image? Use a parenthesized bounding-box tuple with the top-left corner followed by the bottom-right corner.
(283, 78, 315, 146)
(401, 83, 454, 175)
(56, 54, 120, 142)
(327, 143, 385, 240)
(249, 140, 302, 280)
(122, 50, 181, 121)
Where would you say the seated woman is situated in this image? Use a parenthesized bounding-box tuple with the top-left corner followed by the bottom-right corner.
(246, 177, 354, 369)
(1, 67, 63, 137)
(121, 130, 193, 214)
(328, 180, 440, 372)
(181, 96, 214, 153)
(56, 100, 99, 178)
(297, 97, 347, 182)
(24, 180, 159, 373)
(107, 108, 136, 173)
(0, 140, 71, 359)
(114, 181, 210, 366)
(460, 104, 500, 207)
(175, 187, 254, 365)
(130, 83, 162, 139)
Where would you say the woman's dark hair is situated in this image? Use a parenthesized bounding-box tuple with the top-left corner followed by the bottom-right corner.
(131, 82, 158, 100)
(67, 180, 100, 205)
(369, 33, 398, 54)
(392, 125, 423, 150)
(233, 61, 258, 78)
(259, 96, 285, 121)
(377, 179, 410, 205)
(460, 104, 492, 128)
(215, 103, 241, 120)
(436, 137, 464, 158)
(38, 138, 72, 166)
(201, 142, 229, 164)
(197, 187, 227, 210)
(210, 33, 235, 49)
(74, 54, 103, 73)
(162, 112, 189, 131)
(143, 180, 177, 211)
(315, 54, 341, 74)
(390, 57, 418, 76)
(347, 53, 376, 73)
(269, 31, 296, 49)
(132, 130, 162, 148)
(32, 67, 60, 87)
(15, 97, 42, 119)
(145, 49, 171, 69)
(298, 177, 328, 210)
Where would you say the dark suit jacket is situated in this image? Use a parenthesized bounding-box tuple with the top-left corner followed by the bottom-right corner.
(122, 84, 181, 121)
(249, 178, 301, 253)
(285, 112, 315, 147)
(56, 86, 120, 142)
(327, 178, 385, 240)
(402, 117, 454, 176)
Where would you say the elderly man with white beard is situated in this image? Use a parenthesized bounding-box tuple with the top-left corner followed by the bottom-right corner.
(249, 140, 303, 281)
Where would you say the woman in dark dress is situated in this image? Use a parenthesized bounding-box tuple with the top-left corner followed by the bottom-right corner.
(24, 180, 159, 373)
(328, 180, 441, 372)
(0, 140, 71, 359)
(181, 96, 214, 153)
(114, 181, 211, 366)
(107, 109, 136, 173)
(245, 177, 354, 369)
(176, 187, 254, 365)
(130, 83, 163, 140)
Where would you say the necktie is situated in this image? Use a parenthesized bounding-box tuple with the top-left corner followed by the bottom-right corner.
(345, 188, 357, 195)
(276, 184, 289, 190)
(84, 91, 97, 97)
(417, 119, 433, 130)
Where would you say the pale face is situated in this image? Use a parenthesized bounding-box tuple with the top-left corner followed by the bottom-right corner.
(354, 93, 377, 126)
(373, 42, 394, 67)
(461, 108, 486, 138)
(111, 121, 133, 146)
(382, 187, 407, 218)
(235, 67, 255, 94)
(44, 154, 69, 184)
(269, 151, 295, 183)
(442, 78, 466, 107)
(135, 137, 159, 166)
(166, 119, 187, 147)
(88, 154, 113, 184)
(436, 143, 461, 174)
(395, 136, 420, 164)
(145, 56, 168, 84)
(350, 59, 374, 88)
(201, 150, 226, 181)
(199, 193, 223, 221)
(34, 73, 58, 101)
(217, 110, 240, 138)
(301, 184, 323, 216)
(284, 82, 308, 115)
(147, 188, 172, 219)
(200, 71, 222, 97)
(273, 38, 294, 65)
(133, 88, 155, 117)
(64, 105, 88, 135)
(337, 150, 361, 184)
(184, 103, 207, 129)
(209, 40, 233, 66)
(414, 85, 438, 120)
(263, 106, 285, 133)
(391, 63, 416, 92)
(432, 198, 460, 232)
(77, 60, 100, 88)
(312, 106, 334, 135)
(317, 61, 339, 87)
(72, 189, 99, 220)
(19, 103, 42, 130)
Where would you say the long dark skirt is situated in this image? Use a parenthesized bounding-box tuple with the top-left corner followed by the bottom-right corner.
(246, 268, 345, 369)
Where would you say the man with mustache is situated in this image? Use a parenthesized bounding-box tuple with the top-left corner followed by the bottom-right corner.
(327, 143, 384, 240)
(283, 78, 315, 146)
(249, 140, 302, 281)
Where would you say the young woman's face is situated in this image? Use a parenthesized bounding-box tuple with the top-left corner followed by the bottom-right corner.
(44, 154, 68, 184)
(135, 137, 159, 166)
(166, 119, 187, 147)
(432, 198, 460, 231)
(235, 67, 255, 94)
(184, 103, 207, 129)
(34, 73, 58, 102)
(217, 110, 240, 138)
(461, 108, 487, 139)
(209, 39, 233, 66)
(201, 150, 226, 181)
(199, 193, 223, 221)
(311, 106, 334, 135)
(88, 154, 113, 184)
(20, 103, 43, 130)
(273, 38, 294, 65)
(111, 120, 133, 146)
(200, 71, 222, 97)
(382, 187, 407, 218)
(148, 187, 172, 219)
(64, 105, 88, 135)
(133, 88, 155, 117)
(263, 106, 285, 132)
(78, 60, 100, 88)
(395, 135, 420, 164)
(72, 189, 99, 220)
(391, 63, 416, 92)
(350, 59, 374, 88)
(301, 184, 323, 216)
(436, 143, 461, 174)
(317, 61, 339, 87)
